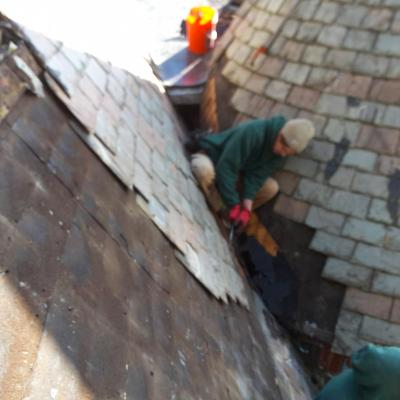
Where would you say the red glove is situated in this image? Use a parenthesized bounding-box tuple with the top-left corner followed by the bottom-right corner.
(237, 208, 251, 228)
(228, 204, 241, 222)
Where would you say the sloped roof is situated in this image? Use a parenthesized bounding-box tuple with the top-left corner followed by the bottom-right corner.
(0, 19, 313, 399)
(203, 0, 400, 355)
(19, 26, 250, 307)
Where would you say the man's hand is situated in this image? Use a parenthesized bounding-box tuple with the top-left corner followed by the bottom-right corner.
(228, 204, 251, 230)
(236, 208, 251, 229)
(228, 204, 241, 222)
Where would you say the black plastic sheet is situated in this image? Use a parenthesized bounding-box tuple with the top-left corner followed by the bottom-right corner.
(237, 235, 299, 327)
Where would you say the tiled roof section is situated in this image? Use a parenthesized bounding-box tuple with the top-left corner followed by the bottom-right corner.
(208, 0, 400, 354)
(21, 28, 249, 308)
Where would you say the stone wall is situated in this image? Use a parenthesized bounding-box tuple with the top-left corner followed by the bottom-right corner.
(202, 0, 400, 355)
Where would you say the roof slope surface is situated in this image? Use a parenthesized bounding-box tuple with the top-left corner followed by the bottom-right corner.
(19, 26, 249, 307)
(0, 26, 313, 399)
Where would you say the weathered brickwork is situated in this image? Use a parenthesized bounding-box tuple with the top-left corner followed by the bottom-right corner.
(305, 206, 345, 234)
(332, 310, 370, 355)
(322, 258, 372, 290)
(344, 288, 393, 320)
(351, 172, 389, 199)
(310, 231, 356, 258)
(342, 217, 386, 245)
(372, 273, 400, 298)
(205, 0, 400, 355)
(273, 193, 310, 222)
(361, 317, 400, 346)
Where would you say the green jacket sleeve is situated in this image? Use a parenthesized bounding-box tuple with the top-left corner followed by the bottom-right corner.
(314, 344, 400, 400)
(215, 126, 265, 207)
(314, 369, 358, 400)
(352, 344, 400, 399)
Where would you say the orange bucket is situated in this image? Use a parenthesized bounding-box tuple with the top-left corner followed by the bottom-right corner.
(186, 6, 218, 55)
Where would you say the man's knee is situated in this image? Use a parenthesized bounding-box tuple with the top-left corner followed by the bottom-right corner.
(263, 178, 279, 199)
(190, 153, 215, 187)
(253, 178, 279, 210)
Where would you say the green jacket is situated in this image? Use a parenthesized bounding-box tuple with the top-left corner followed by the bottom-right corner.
(315, 344, 400, 400)
(198, 116, 286, 207)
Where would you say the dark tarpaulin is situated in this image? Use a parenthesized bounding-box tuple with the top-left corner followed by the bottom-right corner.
(237, 235, 299, 327)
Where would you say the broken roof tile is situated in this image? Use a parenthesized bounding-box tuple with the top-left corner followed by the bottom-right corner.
(46, 50, 81, 96)
(106, 74, 126, 106)
(85, 57, 108, 93)
(78, 74, 104, 108)
(22, 27, 60, 60)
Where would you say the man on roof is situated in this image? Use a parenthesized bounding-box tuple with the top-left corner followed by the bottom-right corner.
(189, 115, 315, 230)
